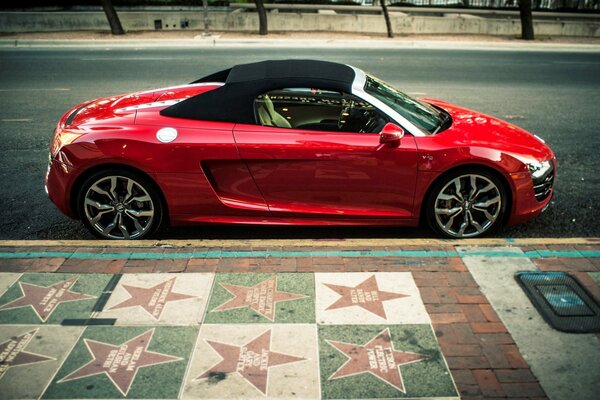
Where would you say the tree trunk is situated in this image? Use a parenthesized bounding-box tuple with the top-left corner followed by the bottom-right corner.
(100, 0, 125, 35)
(381, 0, 394, 39)
(254, 0, 268, 36)
(518, 0, 535, 40)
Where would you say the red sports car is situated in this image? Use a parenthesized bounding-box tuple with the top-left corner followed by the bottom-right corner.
(46, 60, 555, 240)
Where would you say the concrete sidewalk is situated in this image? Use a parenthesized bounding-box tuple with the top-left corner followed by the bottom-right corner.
(1, 31, 600, 51)
(0, 238, 599, 399)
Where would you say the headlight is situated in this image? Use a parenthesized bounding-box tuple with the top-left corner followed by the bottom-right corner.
(528, 160, 552, 179)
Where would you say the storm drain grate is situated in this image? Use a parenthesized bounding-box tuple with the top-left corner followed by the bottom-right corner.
(515, 271, 600, 333)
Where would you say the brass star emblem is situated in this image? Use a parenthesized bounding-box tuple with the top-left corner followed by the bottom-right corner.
(0, 329, 55, 380)
(57, 329, 181, 396)
(323, 275, 408, 319)
(210, 276, 306, 321)
(0, 276, 95, 322)
(197, 329, 305, 395)
(108, 277, 197, 320)
(327, 328, 428, 393)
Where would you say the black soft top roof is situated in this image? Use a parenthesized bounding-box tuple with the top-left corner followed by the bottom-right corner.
(160, 60, 356, 124)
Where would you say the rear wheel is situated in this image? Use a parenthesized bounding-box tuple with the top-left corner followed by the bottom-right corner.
(426, 170, 507, 238)
(77, 170, 163, 240)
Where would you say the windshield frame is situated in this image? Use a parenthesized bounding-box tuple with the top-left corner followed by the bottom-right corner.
(348, 67, 447, 136)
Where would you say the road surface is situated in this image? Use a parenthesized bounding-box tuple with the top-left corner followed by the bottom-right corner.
(0, 46, 599, 239)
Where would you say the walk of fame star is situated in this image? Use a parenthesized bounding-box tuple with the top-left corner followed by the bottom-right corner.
(57, 329, 182, 396)
(0, 276, 96, 322)
(210, 276, 306, 321)
(323, 275, 408, 319)
(108, 277, 197, 320)
(326, 328, 428, 393)
(0, 328, 55, 380)
(197, 329, 306, 395)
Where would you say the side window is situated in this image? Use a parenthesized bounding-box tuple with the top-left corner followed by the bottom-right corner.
(253, 88, 389, 133)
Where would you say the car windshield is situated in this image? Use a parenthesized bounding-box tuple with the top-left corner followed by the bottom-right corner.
(364, 75, 448, 135)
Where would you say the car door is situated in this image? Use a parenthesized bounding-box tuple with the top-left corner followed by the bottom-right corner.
(134, 110, 269, 217)
(233, 88, 418, 219)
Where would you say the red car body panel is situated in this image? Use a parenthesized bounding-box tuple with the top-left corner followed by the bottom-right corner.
(233, 123, 418, 218)
(414, 99, 554, 225)
(46, 80, 555, 232)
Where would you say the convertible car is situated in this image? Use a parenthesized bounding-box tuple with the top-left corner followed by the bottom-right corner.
(46, 59, 555, 240)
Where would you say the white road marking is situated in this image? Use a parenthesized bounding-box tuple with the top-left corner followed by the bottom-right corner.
(80, 57, 173, 61)
(0, 88, 70, 92)
(0, 118, 32, 122)
(553, 61, 600, 65)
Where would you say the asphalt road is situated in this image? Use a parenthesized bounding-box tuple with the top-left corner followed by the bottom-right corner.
(0, 46, 599, 240)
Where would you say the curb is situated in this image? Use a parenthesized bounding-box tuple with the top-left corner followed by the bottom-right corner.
(2, 38, 600, 52)
(0, 237, 598, 248)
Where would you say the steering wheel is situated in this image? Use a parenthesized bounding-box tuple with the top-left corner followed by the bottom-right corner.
(361, 116, 379, 133)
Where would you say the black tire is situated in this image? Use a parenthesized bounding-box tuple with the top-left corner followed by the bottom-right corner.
(77, 169, 164, 240)
(425, 168, 507, 238)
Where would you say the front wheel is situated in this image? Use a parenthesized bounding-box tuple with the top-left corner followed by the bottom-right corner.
(426, 170, 507, 238)
(77, 170, 163, 240)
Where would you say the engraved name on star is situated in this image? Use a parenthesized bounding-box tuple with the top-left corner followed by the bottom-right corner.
(0, 276, 96, 322)
(197, 329, 305, 395)
(210, 276, 306, 321)
(327, 328, 428, 393)
(323, 275, 408, 319)
(57, 329, 181, 397)
(108, 277, 197, 320)
(0, 328, 55, 380)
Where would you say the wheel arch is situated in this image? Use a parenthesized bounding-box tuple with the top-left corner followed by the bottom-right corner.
(418, 163, 513, 226)
(69, 163, 170, 226)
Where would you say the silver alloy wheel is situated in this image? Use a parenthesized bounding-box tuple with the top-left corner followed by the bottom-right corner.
(83, 175, 155, 239)
(433, 174, 502, 238)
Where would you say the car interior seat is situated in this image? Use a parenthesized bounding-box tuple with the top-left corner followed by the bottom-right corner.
(256, 95, 291, 128)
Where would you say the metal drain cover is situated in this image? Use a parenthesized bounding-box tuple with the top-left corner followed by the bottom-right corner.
(515, 272, 600, 333)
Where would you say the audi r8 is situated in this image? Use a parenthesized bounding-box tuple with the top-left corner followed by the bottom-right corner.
(46, 60, 555, 239)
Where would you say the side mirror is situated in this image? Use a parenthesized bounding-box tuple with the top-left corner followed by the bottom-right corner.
(379, 122, 404, 146)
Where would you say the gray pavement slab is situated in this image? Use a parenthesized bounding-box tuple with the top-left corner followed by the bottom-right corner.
(0, 325, 84, 399)
(183, 324, 321, 399)
(314, 272, 430, 325)
(459, 246, 600, 400)
(0, 273, 21, 297)
(96, 273, 214, 325)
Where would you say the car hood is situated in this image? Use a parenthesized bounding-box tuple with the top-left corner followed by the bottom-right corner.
(424, 98, 554, 162)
